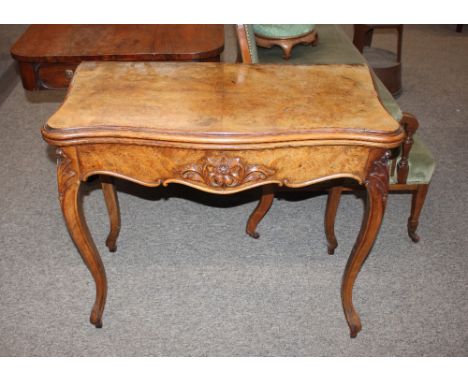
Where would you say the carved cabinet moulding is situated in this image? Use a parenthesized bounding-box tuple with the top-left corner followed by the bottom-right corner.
(179, 156, 275, 188)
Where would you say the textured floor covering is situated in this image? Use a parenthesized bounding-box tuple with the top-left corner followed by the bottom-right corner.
(0, 25, 467, 356)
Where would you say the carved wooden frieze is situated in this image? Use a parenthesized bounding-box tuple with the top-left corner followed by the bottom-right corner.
(179, 156, 275, 188)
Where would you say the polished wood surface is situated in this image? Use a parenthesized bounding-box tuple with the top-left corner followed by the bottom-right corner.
(44, 62, 401, 145)
(12, 24, 224, 61)
(43, 62, 403, 337)
(11, 25, 224, 90)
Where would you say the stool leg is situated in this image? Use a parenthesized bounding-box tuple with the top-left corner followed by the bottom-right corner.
(57, 149, 107, 328)
(279, 42, 294, 60)
(101, 176, 121, 252)
(246, 184, 275, 239)
(325, 187, 343, 255)
(408, 184, 429, 243)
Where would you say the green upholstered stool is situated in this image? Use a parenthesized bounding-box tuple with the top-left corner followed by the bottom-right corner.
(252, 24, 318, 60)
(236, 24, 435, 244)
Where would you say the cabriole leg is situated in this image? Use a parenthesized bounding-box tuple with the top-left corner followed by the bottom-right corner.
(341, 152, 389, 338)
(325, 186, 343, 255)
(57, 148, 107, 328)
(246, 184, 275, 239)
(101, 175, 121, 252)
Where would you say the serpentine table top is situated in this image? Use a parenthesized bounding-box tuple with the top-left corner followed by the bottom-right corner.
(42, 62, 404, 337)
(44, 62, 400, 145)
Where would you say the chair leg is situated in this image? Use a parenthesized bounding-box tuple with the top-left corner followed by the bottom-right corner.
(407, 184, 429, 243)
(325, 187, 343, 255)
(246, 184, 275, 239)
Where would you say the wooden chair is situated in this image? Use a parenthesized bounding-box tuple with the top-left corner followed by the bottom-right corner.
(236, 24, 435, 246)
(325, 113, 434, 254)
(253, 24, 318, 60)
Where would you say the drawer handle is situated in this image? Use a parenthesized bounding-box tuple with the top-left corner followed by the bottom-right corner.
(64, 69, 74, 80)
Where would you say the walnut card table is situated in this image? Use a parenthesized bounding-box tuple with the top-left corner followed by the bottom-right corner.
(11, 24, 224, 90)
(41, 62, 404, 337)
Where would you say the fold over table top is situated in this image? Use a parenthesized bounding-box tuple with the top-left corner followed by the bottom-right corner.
(43, 62, 403, 147)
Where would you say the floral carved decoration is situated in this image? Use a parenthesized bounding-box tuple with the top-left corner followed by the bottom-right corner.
(180, 156, 275, 188)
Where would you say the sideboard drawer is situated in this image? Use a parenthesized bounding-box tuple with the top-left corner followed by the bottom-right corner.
(38, 63, 78, 89)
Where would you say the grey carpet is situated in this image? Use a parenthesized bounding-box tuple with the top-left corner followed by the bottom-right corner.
(0, 25, 467, 356)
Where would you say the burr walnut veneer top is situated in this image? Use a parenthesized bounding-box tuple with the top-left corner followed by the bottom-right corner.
(44, 62, 403, 146)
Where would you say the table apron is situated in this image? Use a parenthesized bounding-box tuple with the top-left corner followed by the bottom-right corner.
(60, 143, 378, 194)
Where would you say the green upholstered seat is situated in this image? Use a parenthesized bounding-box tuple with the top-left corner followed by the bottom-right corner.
(242, 24, 434, 185)
(390, 135, 435, 184)
(253, 24, 316, 39)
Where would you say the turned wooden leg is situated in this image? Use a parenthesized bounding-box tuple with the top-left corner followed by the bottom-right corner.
(246, 184, 275, 239)
(342, 152, 389, 338)
(101, 175, 121, 252)
(397, 112, 419, 184)
(325, 187, 343, 255)
(407, 184, 429, 243)
(57, 149, 107, 328)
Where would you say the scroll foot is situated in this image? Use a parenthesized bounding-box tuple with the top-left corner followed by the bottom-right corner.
(106, 238, 118, 252)
(91, 315, 103, 329)
(407, 223, 420, 243)
(349, 320, 362, 338)
(248, 231, 260, 239)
